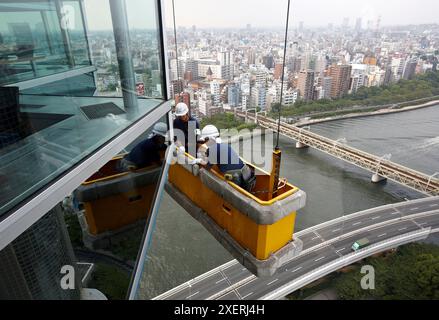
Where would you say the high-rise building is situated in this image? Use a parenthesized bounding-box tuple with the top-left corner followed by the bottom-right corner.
(175, 92, 191, 109)
(185, 59, 199, 80)
(247, 49, 256, 65)
(170, 58, 185, 81)
(383, 67, 393, 86)
(329, 64, 352, 99)
(402, 59, 418, 80)
(171, 79, 184, 97)
(251, 85, 266, 110)
(297, 70, 315, 102)
(254, 68, 267, 86)
(227, 83, 241, 107)
(274, 63, 284, 80)
(288, 56, 302, 73)
(218, 51, 234, 80)
(262, 55, 274, 69)
(320, 76, 333, 100)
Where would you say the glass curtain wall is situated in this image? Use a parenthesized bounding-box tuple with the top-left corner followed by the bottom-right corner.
(0, 0, 167, 220)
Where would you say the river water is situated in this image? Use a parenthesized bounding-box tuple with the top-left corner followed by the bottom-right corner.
(136, 105, 439, 299)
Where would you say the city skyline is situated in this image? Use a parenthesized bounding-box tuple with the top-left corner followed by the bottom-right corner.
(81, 0, 439, 31)
(166, 0, 439, 29)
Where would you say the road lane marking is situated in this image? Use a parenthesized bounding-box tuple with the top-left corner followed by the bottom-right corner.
(186, 291, 199, 299)
(377, 233, 387, 238)
(391, 212, 399, 215)
(410, 207, 419, 211)
(267, 279, 279, 286)
(291, 267, 302, 273)
(314, 256, 325, 262)
(332, 228, 341, 233)
(311, 236, 320, 240)
(371, 216, 381, 220)
(352, 222, 362, 226)
(430, 204, 438, 207)
(398, 227, 407, 231)
(335, 247, 346, 253)
(241, 292, 253, 299)
(215, 278, 226, 284)
(418, 222, 428, 226)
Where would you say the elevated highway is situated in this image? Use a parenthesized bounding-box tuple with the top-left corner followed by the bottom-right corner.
(154, 196, 439, 300)
(235, 111, 439, 197)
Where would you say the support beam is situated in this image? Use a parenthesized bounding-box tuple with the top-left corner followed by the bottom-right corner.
(109, 0, 138, 109)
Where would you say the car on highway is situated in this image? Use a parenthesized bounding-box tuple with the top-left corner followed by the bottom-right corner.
(351, 238, 370, 251)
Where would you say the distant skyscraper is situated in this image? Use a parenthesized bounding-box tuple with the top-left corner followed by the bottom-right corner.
(227, 82, 241, 107)
(320, 76, 333, 99)
(402, 59, 418, 80)
(263, 55, 274, 69)
(218, 51, 234, 80)
(175, 92, 191, 109)
(210, 80, 221, 106)
(251, 85, 266, 110)
(185, 59, 199, 80)
(297, 70, 315, 102)
(247, 49, 256, 65)
(299, 21, 304, 32)
(383, 67, 393, 85)
(171, 79, 184, 97)
(329, 65, 352, 99)
(274, 63, 284, 80)
(342, 17, 349, 28)
(288, 56, 302, 73)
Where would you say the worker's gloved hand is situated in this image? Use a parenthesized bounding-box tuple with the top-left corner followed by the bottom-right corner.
(175, 145, 185, 155)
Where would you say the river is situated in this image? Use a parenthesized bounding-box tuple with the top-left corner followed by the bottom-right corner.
(136, 104, 439, 299)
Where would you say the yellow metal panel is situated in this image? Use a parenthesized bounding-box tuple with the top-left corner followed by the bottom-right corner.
(168, 162, 299, 260)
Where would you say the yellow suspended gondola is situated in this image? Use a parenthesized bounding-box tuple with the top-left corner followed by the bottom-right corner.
(167, 150, 306, 277)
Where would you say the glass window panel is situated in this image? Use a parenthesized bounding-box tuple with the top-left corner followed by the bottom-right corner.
(0, 0, 167, 221)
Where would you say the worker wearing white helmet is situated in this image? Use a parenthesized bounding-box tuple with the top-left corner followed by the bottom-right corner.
(118, 122, 168, 171)
(173, 102, 200, 154)
(197, 125, 256, 192)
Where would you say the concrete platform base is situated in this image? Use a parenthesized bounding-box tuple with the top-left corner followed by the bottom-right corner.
(165, 182, 303, 278)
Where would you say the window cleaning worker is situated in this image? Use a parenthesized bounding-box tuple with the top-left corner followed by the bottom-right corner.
(197, 125, 256, 192)
(173, 102, 199, 155)
(118, 122, 168, 171)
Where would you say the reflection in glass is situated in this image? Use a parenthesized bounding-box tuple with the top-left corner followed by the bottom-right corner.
(0, 0, 166, 219)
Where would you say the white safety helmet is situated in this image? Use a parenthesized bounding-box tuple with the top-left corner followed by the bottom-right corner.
(201, 125, 220, 140)
(174, 102, 189, 117)
(152, 122, 168, 138)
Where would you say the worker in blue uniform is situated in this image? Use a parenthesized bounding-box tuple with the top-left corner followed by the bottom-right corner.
(118, 122, 168, 171)
(173, 102, 199, 155)
(197, 125, 256, 192)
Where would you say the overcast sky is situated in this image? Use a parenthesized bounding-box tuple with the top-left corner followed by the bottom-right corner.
(84, 0, 439, 30)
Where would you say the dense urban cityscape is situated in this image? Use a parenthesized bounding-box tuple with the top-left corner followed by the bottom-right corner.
(89, 20, 439, 121)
